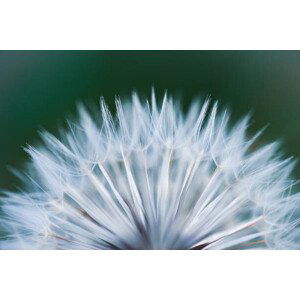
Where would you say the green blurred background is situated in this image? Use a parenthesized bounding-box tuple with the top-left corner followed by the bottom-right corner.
(0, 50, 300, 190)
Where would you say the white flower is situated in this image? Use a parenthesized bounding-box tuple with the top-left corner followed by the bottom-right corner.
(1, 91, 300, 249)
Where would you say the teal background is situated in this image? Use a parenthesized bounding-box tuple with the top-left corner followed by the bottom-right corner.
(0, 50, 300, 190)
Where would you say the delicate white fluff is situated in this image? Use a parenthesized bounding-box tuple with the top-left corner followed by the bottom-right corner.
(1, 91, 300, 249)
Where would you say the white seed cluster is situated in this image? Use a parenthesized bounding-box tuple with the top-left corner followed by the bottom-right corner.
(1, 92, 300, 249)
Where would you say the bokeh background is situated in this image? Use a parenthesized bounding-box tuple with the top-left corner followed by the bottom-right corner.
(1, 50, 300, 191)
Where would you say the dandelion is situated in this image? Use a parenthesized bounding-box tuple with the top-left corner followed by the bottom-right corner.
(1, 91, 300, 249)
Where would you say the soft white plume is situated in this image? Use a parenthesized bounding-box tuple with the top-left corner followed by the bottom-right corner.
(1, 91, 300, 249)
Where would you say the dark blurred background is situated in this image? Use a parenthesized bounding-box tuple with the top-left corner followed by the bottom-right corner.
(0, 50, 300, 189)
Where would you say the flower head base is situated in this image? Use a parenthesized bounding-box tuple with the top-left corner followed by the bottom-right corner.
(1, 91, 300, 249)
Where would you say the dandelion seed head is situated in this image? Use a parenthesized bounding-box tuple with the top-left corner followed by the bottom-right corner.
(1, 91, 300, 249)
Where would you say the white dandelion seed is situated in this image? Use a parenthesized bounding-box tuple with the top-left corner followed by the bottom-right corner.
(1, 91, 300, 249)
